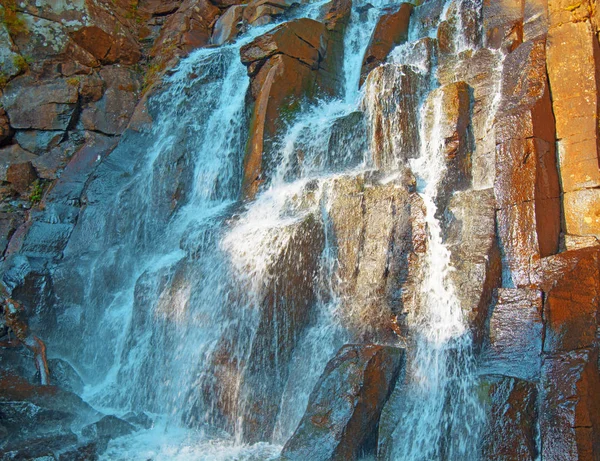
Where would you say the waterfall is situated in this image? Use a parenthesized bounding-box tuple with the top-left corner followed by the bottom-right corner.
(34, 0, 497, 458)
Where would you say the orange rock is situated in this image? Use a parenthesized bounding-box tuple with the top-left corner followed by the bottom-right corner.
(211, 5, 246, 45)
(482, 0, 523, 52)
(360, 3, 413, 87)
(70, 26, 141, 65)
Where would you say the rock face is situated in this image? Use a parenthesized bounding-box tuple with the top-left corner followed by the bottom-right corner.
(240, 14, 349, 199)
(281, 345, 404, 461)
(360, 4, 413, 87)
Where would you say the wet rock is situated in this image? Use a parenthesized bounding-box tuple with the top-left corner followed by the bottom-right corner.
(541, 248, 599, 354)
(211, 5, 246, 46)
(240, 19, 336, 199)
(437, 0, 482, 56)
(243, 0, 298, 25)
(479, 289, 543, 380)
(482, 0, 523, 52)
(360, 3, 413, 87)
(422, 81, 473, 209)
(81, 415, 136, 440)
(58, 441, 99, 461)
(479, 376, 538, 461)
(1, 433, 79, 460)
(328, 173, 424, 341)
(363, 64, 422, 170)
(546, 15, 600, 242)
(122, 411, 153, 429)
(446, 188, 501, 346)
(281, 344, 404, 461)
(495, 39, 560, 286)
(326, 111, 367, 172)
(1, 77, 79, 131)
(239, 213, 325, 442)
(541, 348, 600, 460)
(14, 131, 64, 155)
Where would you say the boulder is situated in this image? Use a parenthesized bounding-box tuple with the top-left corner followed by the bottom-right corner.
(15, 130, 64, 155)
(479, 289, 543, 380)
(1, 77, 79, 131)
(81, 415, 136, 440)
(541, 348, 600, 460)
(6, 161, 38, 194)
(211, 5, 246, 46)
(360, 3, 413, 87)
(281, 344, 404, 461)
(494, 39, 560, 286)
(479, 376, 538, 461)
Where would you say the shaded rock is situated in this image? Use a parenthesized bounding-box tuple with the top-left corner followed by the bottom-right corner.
(494, 40, 560, 286)
(211, 5, 246, 46)
(479, 289, 543, 380)
(363, 64, 422, 170)
(479, 375, 538, 461)
(1, 77, 79, 131)
(6, 161, 38, 194)
(281, 344, 404, 461)
(326, 111, 367, 172)
(360, 3, 413, 87)
(47, 359, 85, 395)
(243, 0, 299, 26)
(0, 108, 13, 146)
(80, 66, 141, 135)
(81, 415, 136, 440)
(446, 188, 501, 347)
(122, 411, 153, 429)
(1, 433, 79, 460)
(0, 212, 25, 257)
(58, 441, 99, 461)
(15, 131, 64, 155)
(541, 348, 600, 460)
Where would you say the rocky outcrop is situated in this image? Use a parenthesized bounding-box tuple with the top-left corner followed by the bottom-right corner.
(281, 344, 404, 461)
(360, 3, 413, 87)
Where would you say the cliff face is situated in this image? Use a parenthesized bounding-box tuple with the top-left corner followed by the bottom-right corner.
(1, 0, 600, 459)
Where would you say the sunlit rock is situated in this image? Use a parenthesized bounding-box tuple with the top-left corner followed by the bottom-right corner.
(360, 3, 412, 87)
(211, 5, 246, 45)
(281, 344, 404, 461)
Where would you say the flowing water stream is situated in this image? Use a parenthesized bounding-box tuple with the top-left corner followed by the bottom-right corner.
(44, 0, 492, 458)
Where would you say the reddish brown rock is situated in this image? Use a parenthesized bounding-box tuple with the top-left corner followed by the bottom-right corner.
(281, 344, 404, 461)
(0, 144, 38, 181)
(360, 3, 413, 87)
(540, 249, 600, 353)
(240, 18, 336, 200)
(1, 77, 79, 131)
(80, 66, 141, 135)
(150, 0, 220, 59)
(211, 5, 246, 46)
(541, 349, 600, 461)
(479, 376, 538, 461)
(242, 0, 299, 26)
(6, 161, 38, 194)
(0, 108, 12, 146)
(494, 39, 560, 286)
(70, 26, 141, 65)
(480, 288, 543, 380)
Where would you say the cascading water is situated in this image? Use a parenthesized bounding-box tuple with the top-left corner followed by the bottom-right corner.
(37, 0, 496, 458)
